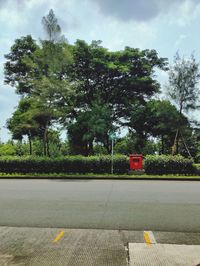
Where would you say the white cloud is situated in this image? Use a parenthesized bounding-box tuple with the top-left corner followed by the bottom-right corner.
(162, 0, 200, 27)
(175, 34, 187, 48)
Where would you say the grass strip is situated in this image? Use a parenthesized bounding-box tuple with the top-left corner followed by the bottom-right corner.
(0, 173, 200, 180)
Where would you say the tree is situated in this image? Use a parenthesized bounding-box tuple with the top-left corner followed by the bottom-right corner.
(25, 42, 73, 156)
(42, 9, 65, 43)
(146, 100, 189, 154)
(5, 11, 168, 157)
(66, 40, 167, 154)
(127, 100, 190, 154)
(4, 35, 39, 95)
(67, 99, 114, 155)
(4, 11, 72, 156)
(7, 98, 39, 155)
(72, 40, 167, 112)
(167, 52, 200, 154)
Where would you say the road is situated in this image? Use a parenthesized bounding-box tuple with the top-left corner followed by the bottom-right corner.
(0, 179, 200, 231)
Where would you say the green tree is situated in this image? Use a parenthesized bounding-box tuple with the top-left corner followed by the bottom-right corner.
(67, 40, 167, 154)
(167, 53, 200, 154)
(7, 98, 39, 155)
(127, 100, 190, 154)
(72, 40, 167, 113)
(4, 11, 168, 157)
(4, 35, 39, 95)
(146, 100, 189, 154)
(67, 100, 114, 155)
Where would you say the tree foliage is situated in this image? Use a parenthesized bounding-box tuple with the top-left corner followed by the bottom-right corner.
(42, 9, 65, 42)
(167, 52, 200, 154)
(4, 9, 200, 159)
(4, 35, 38, 94)
(168, 52, 200, 114)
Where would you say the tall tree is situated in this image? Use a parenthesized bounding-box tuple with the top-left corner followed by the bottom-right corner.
(167, 53, 200, 154)
(42, 9, 65, 43)
(66, 40, 167, 154)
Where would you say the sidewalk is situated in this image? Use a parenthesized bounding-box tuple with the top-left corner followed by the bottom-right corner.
(0, 227, 200, 265)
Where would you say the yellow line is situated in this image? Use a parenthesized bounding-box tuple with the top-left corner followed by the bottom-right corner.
(144, 231, 151, 246)
(53, 230, 65, 243)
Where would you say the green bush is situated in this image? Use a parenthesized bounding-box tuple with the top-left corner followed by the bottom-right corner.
(145, 155, 195, 175)
(0, 155, 129, 174)
(193, 164, 200, 175)
(0, 144, 16, 156)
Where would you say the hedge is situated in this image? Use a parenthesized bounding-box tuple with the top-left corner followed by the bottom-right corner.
(145, 155, 195, 175)
(193, 164, 200, 175)
(0, 155, 129, 174)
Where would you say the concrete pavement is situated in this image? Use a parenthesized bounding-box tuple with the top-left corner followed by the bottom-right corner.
(129, 243, 200, 266)
(0, 227, 200, 265)
(0, 179, 200, 265)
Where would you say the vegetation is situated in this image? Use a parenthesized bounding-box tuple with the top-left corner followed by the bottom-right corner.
(167, 53, 200, 155)
(0, 155, 129, 174)
(0, 155, 200, 176)
(145, 155, 195, 175)
(1, 9, 200, 176)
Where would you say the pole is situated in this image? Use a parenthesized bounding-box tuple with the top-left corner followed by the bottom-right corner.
(111, 138, 114, 174)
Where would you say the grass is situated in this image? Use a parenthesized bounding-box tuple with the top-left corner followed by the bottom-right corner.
(0, 172, 200, 180)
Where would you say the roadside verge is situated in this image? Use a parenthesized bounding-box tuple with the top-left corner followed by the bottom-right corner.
(0, 173, 200, 181)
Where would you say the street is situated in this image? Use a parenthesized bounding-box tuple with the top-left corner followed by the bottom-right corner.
(0, 179, 199, 231)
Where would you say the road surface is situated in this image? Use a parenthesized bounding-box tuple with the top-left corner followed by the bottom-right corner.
(0, 179, 199, 231)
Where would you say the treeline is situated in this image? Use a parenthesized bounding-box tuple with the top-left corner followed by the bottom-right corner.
(2, 10, 200, 159)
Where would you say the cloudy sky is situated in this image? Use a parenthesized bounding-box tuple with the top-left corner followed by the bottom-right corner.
(1, 0, 200, 141)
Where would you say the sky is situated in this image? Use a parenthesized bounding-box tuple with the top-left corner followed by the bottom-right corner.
(1, 0, 200, 142)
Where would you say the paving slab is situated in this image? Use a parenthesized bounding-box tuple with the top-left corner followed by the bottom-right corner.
(0, 227, 127, 266)
(1, 227, 200, 265)
(129, 243, 200, 266)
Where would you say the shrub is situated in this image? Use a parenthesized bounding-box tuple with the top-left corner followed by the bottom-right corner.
(193, 164, 200, 175)
(0, 155, 129, 174)
(0, 144, 16, 156)
(145, 155, 195, 175)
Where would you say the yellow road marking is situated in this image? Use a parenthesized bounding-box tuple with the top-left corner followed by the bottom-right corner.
(144, 231, 151, 246)
(53, 230, 65, 243)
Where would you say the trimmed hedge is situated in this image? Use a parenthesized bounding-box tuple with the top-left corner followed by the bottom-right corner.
(145, 155, 195, 175)
(0, 155, 129, 174)
(194, 164, 200, 175)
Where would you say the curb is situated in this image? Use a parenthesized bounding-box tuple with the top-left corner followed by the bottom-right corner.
(0, 175, 200, 181)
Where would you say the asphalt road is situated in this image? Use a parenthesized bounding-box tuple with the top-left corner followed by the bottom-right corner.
(0, 179, 200, 232)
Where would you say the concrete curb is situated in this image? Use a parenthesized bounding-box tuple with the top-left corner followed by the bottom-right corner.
(0, 175, 200, 181)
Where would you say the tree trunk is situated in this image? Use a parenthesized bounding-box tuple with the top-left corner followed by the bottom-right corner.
(43, 121, 50, 157)
(88, 140, 94, 155)
(161, 134, 164, 154)
(46, 130, 50, 157)
(174, 101, 183, 155)
(28, 134, 32, 156)
(104, 138, 111, 154)
(175, 129, 180, 154)
(43, 128, 47, 156)
(43, 138, 47, 156)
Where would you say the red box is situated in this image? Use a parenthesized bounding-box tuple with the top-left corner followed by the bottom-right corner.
(130, 154, 143, 170)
